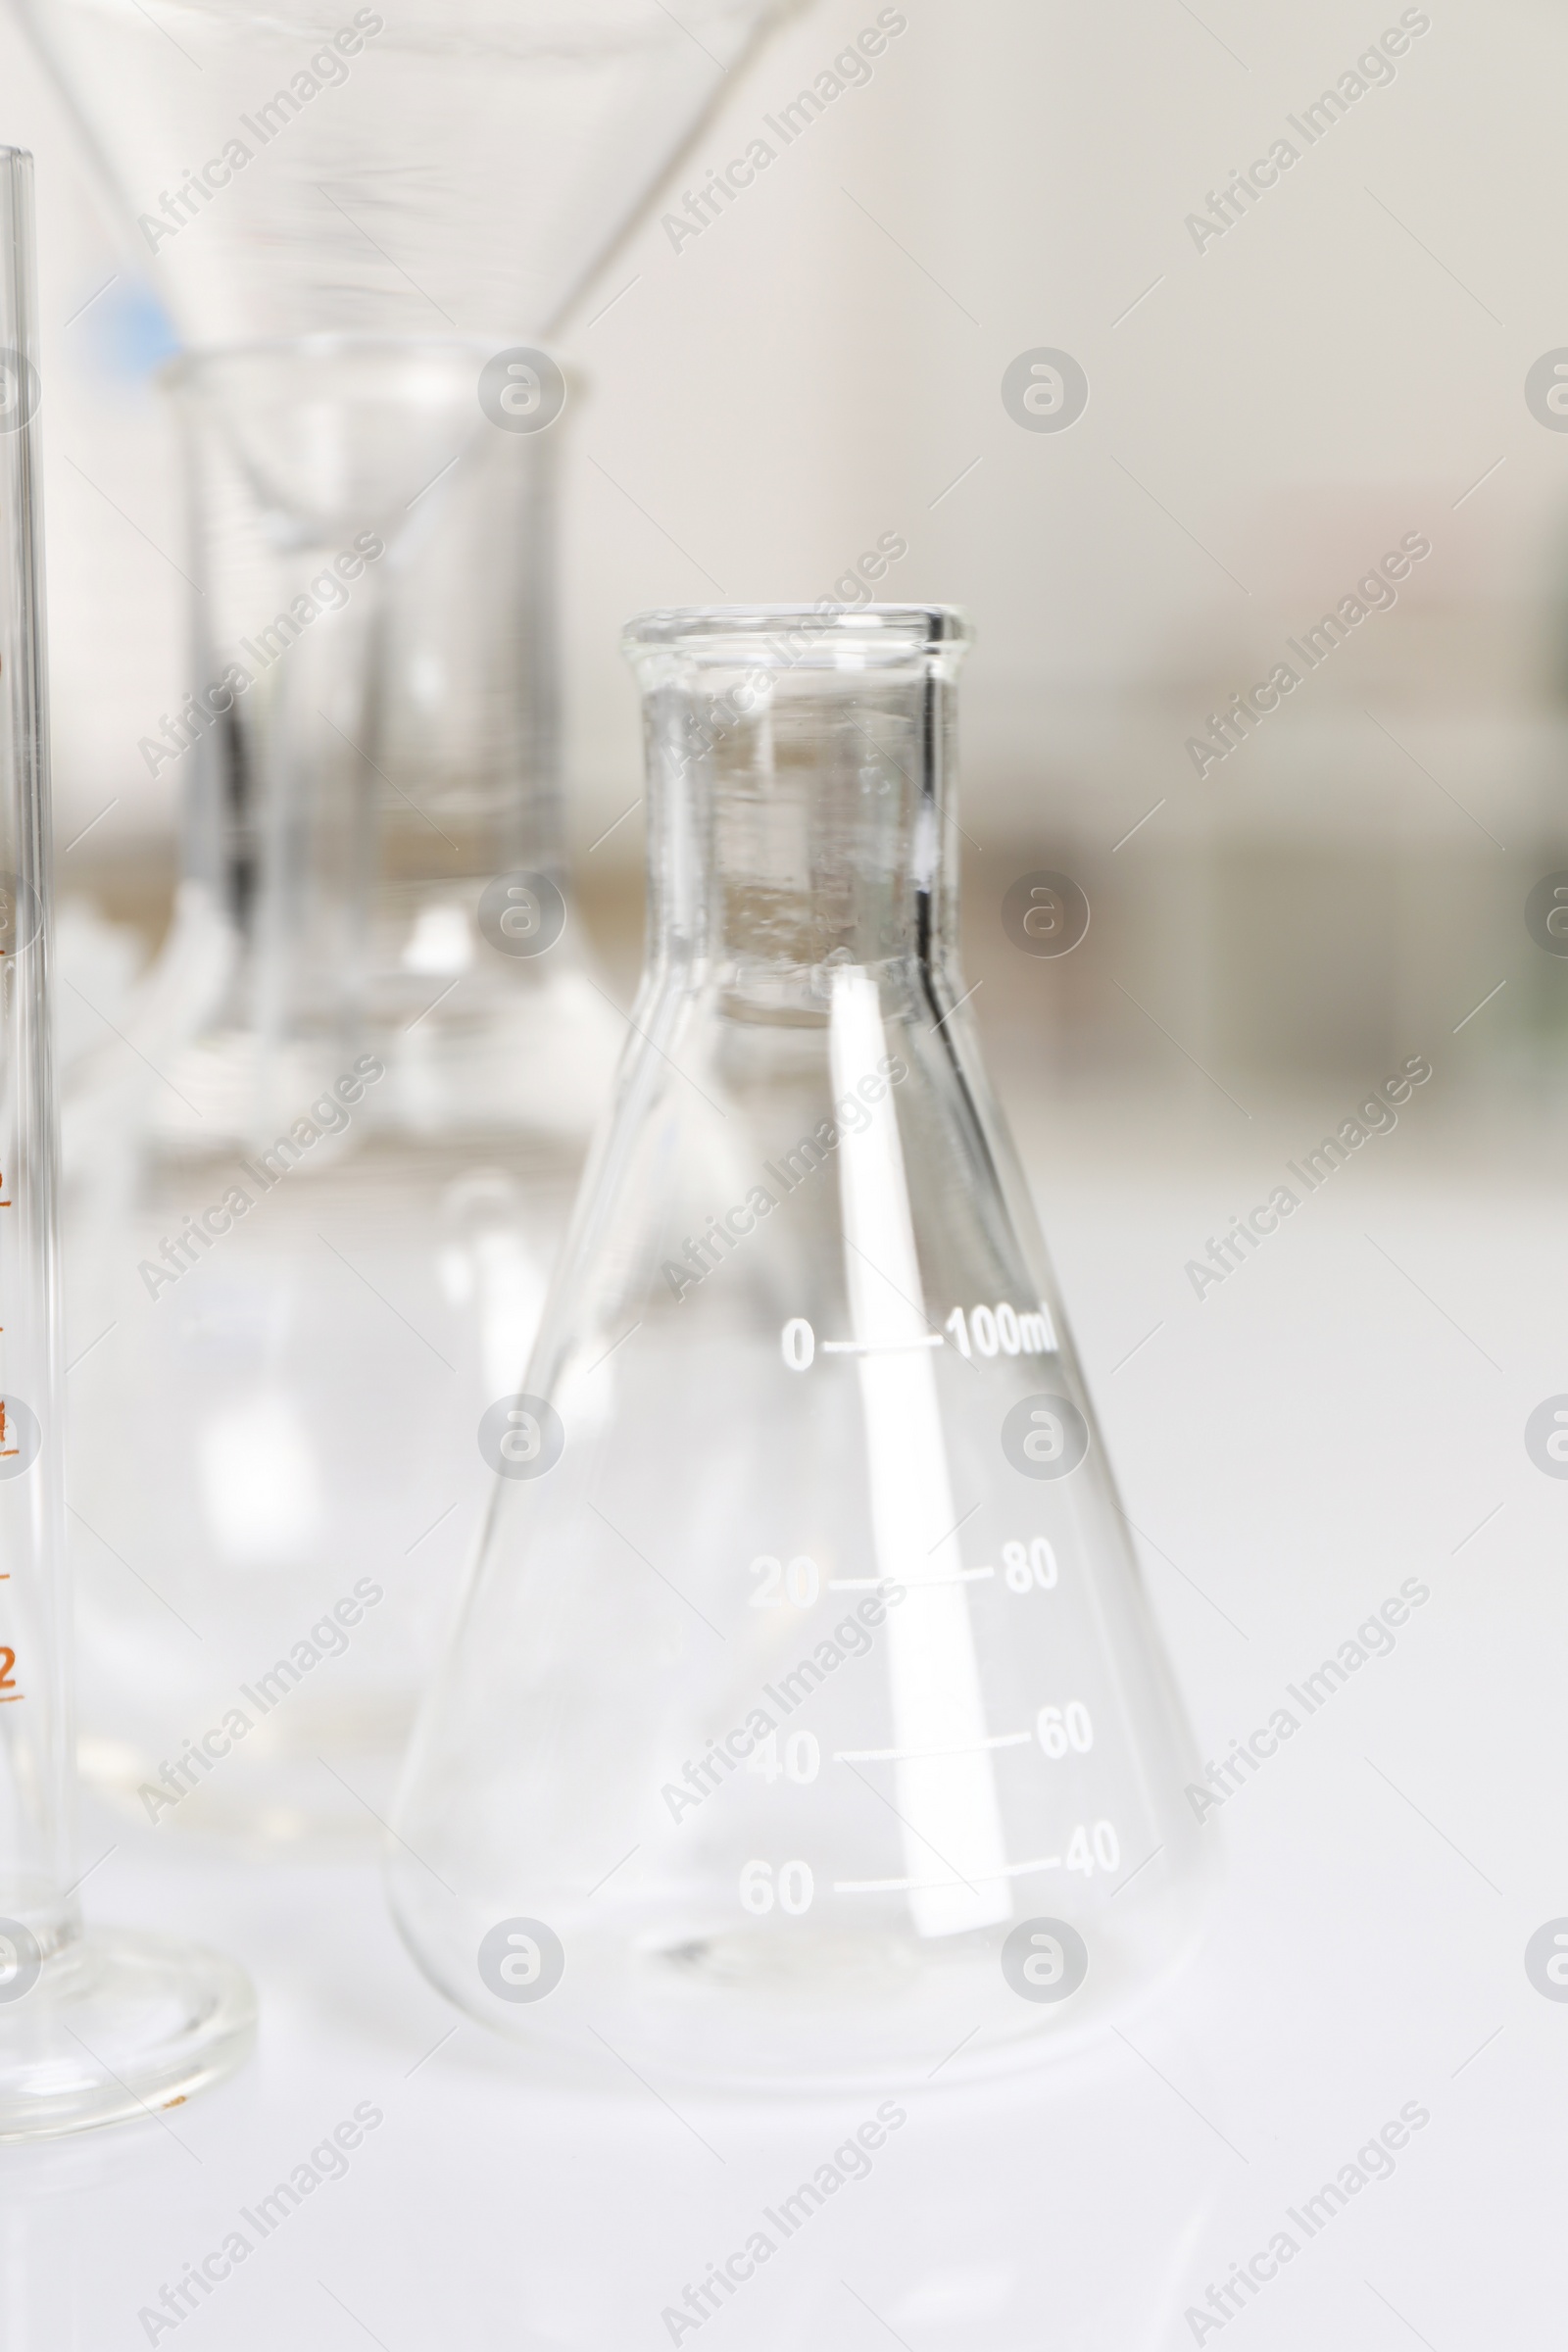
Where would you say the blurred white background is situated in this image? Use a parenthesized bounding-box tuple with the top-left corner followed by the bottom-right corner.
(7, 12, 1568, 2348)
(6, 0, 1568, 1094)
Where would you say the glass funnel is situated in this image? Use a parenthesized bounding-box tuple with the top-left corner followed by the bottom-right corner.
(15, 0, 793, 342)
(0, 146, 253, 2134)
(65, 338, 618, 1846)
(389, 605, 1210, 2087)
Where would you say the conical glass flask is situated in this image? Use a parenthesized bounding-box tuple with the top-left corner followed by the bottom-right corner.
(65, 339, 617, 1846)
(390, 605, 1210, 2086)
(0, 147, 253, 2133)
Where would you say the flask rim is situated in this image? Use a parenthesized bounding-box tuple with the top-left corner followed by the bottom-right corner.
(622, 603, 972, 668)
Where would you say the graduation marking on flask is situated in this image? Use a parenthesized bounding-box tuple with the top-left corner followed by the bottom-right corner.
(781, 1315, 944, 1368)
(781, 1308, 1059, 1367)
(833, 1853, 1062, 1896)
(834, 1730, 1033, 1762)
(945, 1300, 1057, 1358)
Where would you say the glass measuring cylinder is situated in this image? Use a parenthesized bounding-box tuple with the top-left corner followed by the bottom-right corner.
(0, 146, 253, 2134)
(390, 605, 1210, 2086)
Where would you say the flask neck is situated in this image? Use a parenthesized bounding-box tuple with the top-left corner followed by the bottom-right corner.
(631, 611, 968, 1009)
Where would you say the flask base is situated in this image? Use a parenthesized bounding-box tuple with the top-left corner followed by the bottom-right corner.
(391, 1890, 1211, 2093)
(0, 1926, 256, 2138)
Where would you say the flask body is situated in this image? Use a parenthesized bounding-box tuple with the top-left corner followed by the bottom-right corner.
(392, 607, 1208, 2081)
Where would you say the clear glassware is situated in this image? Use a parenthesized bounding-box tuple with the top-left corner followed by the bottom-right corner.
(14, 0, 796, 1852)
(14, 0, 791, 342)
(65, 339, 618, 1846)
(390, 605, 1210, 2087)
(17, 0, 798, 1844)
(0, 147, 253, 2133)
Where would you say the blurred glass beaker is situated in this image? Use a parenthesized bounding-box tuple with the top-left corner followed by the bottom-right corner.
(65, 339, 618, 1846)
(18, 0, 802, 1847)
(0, 144, 253, 2133)
(391, 605, 1210, 2085)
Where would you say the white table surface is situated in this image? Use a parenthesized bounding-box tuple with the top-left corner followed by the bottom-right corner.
(7, 1075, 1559, 2351)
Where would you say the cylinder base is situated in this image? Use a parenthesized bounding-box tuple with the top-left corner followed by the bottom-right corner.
(0, 1926, 255, 2139)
